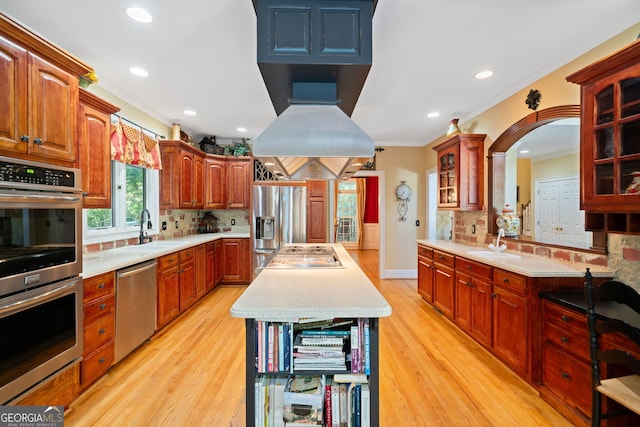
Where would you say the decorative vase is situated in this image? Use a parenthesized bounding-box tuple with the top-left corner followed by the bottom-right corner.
(625, 171, 640, 194)
(79, 76, 92, 88)
(496, 204, 520, 237)
(447, 118, 461, 137)
(171, 123, 181, 141)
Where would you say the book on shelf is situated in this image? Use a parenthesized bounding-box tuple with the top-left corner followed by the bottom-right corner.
(360, 383, 370, 427)
(332, 373, 368, 384)
(339, 384, 348, 427)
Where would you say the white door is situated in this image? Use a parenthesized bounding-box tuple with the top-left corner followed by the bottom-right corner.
(536, 177, 591, 245)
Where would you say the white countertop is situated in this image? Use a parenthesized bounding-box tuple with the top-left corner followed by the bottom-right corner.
(82, 232, 249, 278)
(417, 239, 613, 278)
(230, 244, 392, 321)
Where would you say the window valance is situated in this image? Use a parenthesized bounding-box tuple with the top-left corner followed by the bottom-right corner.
(110, 117, 162, 170)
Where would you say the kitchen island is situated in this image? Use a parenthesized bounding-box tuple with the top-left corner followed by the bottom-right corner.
(230, 244, 391, 426)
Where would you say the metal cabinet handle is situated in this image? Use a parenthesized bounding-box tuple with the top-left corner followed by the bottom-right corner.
(99, 303, 106, 310)
(99, 358, 105, 364)
(503, 278, 509, 283)
(491, 293, 497, 298)
(99, 328, 105, 334)
(33, 137, 42, 145)
(561, 315, 569, 322)
(561, 337, 568, 343)
(20, 135, 29, 142)
(561, 372, 569, 379)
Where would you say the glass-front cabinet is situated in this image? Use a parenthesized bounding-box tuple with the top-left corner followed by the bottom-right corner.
(567, 38, 640, 234)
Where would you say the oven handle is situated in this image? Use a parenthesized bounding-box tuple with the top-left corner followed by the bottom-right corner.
(0, 193, 82, 203)
(0, 281, 79, 315)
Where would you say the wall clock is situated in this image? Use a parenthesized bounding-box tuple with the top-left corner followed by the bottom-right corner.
(396, 181, 411, 221)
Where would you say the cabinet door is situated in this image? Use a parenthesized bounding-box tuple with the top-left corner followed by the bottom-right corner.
(159, 145, 179, 208)
(214, 239, 224, 285)
(78, 101, 112, 208)
(195, 244, 207, 299)
(0, 36, 28, 155)
(206, 242, 215, 291)
(156, 263, 180, 329)
(204, 157, 226, 209)
(417, 256, 434, 302)
(492, 285, 528, 374)
(179, 250, 196, 311)
(221, 238, 249, 284)
(470, 278, 493, 347)
(454, 271, 472, 332)
(227, 160, 250, 209)
(192, 153, 204, 208)
(28, 53, 77, 162)
(433, 262, 455, 318)
(179, 151, 195, 208)
(307, 180, 327, 243)
(437, 146, 458, 208)
(458, 137, 484, 210)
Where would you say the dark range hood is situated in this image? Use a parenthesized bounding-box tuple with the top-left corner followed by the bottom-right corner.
(251, 0, 376, 180)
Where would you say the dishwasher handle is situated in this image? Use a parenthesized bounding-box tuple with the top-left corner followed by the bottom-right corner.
(117, 261, 158, 279)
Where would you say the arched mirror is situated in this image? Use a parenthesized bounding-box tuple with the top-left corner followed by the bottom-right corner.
(488, 105, 606, 253)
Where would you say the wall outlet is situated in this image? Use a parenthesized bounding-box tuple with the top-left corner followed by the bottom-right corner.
(231, 218, 236, 226)
(415, 220, 420, 227)
(175, 221, 179, 229)
(162, 221, 167, 231)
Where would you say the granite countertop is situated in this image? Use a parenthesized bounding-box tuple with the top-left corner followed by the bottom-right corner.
(230, 244, 392, 321)
(416, 239, 613, 278)
(82, 232, 249, 279)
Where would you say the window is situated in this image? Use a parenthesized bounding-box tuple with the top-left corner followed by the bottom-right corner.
(336, 180, 358, 244)
(84, 161, 159, 244)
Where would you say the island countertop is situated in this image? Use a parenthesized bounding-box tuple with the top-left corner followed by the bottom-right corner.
(230, 244, 392, 321)
(417, 239, 613, 278)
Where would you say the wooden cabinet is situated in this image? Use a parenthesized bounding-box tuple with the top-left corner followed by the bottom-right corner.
(307, 180, 327, 243)
(567, 39, 640, 234)
(159, 140, 204, 209)
(156, 252, 181, 329)
(0, 36, 79, 164)
(78, 89, 120, 208)
(81, 272, 115, 389)
(195, 244, 207, 299)
(214, 239, 224, 286)
(417, 244, 434, 303)
(178, 247, 196, 311)
(432, 250, 455, 317)
(205, 241, 215, 292)
(432, 134, 485, 210)
(492, 268, 528, 375)
(455, 257, 493, 347)
(13, 363, 79, 408)
(204, 156, 226, 209)
(221, 238, 250, 284)
(226, 158, 251, 209)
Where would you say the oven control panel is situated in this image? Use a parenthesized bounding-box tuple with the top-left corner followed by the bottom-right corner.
(0, 157, 80, 191)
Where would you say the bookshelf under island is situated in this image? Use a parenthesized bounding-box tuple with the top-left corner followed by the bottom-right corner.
(230, 244, 391, 427)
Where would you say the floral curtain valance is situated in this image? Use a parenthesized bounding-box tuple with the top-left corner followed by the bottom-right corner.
(110, 117, 162, 170)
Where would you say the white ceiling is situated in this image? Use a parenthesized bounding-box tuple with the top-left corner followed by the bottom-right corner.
(1, 1, 639, 148)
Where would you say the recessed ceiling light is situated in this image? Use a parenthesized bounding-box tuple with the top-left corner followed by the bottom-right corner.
(126, 7, 153, 23)
(129, 67, 149, 77)
(237, 127, 247, 132)
(184, 110, 196, 116)
(519, 149, 529, 154)
(427, 112, 440, 118)
(475, 70, 494, 80)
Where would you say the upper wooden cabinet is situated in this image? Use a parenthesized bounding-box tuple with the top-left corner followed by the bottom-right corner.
(306, 180, 327, 243)
(433, 134, 485, 210)
(159, 141, 204, 209)
(204, 156, 226, 209)
(226, 158, 251, 209)
(78, 89, 120, 208)
(567, 39, 640, 234)
(0, 37, 79, 164)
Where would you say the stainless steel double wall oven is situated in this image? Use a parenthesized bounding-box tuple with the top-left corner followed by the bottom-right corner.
(0, 156, 83, 404)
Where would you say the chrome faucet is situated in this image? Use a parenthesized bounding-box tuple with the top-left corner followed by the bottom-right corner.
(489, 228, 507, 253)
(139, 209, 152, 244)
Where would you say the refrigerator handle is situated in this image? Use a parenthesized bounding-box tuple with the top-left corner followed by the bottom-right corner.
(255, 216, 262, 239)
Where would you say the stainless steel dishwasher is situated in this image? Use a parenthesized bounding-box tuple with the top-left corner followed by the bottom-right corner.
(115, 260, 157, 363)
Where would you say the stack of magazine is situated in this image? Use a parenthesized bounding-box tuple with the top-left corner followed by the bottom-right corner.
(293, 329, 349, 371)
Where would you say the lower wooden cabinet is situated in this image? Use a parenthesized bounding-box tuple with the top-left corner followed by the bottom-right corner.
(417, 244, 434, 302)
(13, 363, 79, 408)
(221, 238, 250, 284)
(81, 272, 115, 390)
(214, 239, 224, 286)
(454, 257, 493, 348)
(178, 248, 196, 311)
(195, 244, 207, 298)
(156, 252, 181, 329)
(432, 250, 455, 317)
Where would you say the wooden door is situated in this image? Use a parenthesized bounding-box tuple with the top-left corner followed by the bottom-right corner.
(0, 36, 28, 155)
(214, 239, 224, 285)
(179, 151, 195, 208)
(221, 239, 244, 283)
(492, 286, 528, 375)
(179, 249, 196, 311)
(227, 160, 250, 209)
(537, 177, 590, 245)
(28, 53, 77, 162)
(205, 242, 215, 291)
(433, 262, 455, 318)
(417, 256, 434, 303)
(204, 157, 226, 209)
(193, 153, 204, 208)
(307, 180, 327, 243)
(195, 244, 207, 299)
(156, 258, 180, 329)
(470, 278, 493, 347)
(159, 145, 179, 208)
(454, 271, 472, 332)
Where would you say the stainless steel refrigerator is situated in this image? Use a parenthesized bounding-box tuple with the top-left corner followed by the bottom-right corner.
(252, 185, 307, 276)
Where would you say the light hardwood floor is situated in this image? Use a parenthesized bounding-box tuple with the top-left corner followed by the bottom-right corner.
(64, 250, 571, 426)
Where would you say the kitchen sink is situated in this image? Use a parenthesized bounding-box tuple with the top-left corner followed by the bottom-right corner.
(466, 250, 522, 259)
(116, 241, 187, 252)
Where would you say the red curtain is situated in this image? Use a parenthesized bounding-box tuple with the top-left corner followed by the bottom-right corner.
(110, 118, 162, 170)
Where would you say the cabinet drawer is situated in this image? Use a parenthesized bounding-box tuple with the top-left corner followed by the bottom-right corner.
(433, 250, 455, 268)
(542, 343, 591, 417)
(81, 341, 114, 386)
(418, 245, 433, 259)
(84, 312, 114, 354)
(158, 252, 179, 270)
(83, 294, 115, 323)
(83, 272, 114, 302)
(456, 257, 492, 280)
(544, 322, 590, 362)
(180, 247, 194, 261)
(542, 301, 587, 337)
(494, 268, 526, 293)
